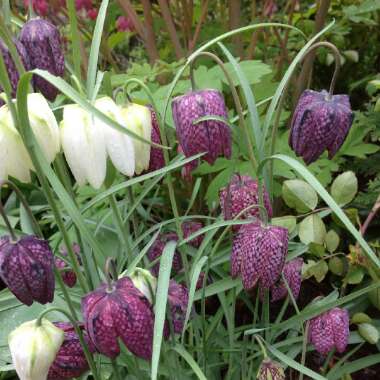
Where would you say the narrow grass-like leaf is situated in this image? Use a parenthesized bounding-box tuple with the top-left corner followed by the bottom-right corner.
(194, 278, 242, 301)
(172, 344, 208, 380)
(66, 0, 82, 83)
(182, 256, 208, 339)
(151, 241, 177, 380)
(266, 343, 327, 380)
(86, 0, 109, 99)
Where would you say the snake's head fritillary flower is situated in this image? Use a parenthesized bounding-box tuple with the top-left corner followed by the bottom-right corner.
(289, 89, 354, 164)
(168, 280, 189, 334)
(9, 319, 64, 380)
(0, 235, 55, 305)
(116, 16, 135, 32)
(147, 233, 181, 277)
(148, 107, 165, 172)
(0, 38, 30, 103)
(19, 18, 65, 101)
(54, 243, 81, 288)
(48, 322, 95, 380)
(309, 307, 350, 355)
(172, 89, 231, 176)
(182, 221, 204, 248)
(82, 277, 154, 360)
(120, 103, 152, 175)
(268, 258, 303, 302)
(219, 174, 272, 230)
(257, 358, 285, 380)
(231, 223, 288, 290)
(0, 104, 34, 183)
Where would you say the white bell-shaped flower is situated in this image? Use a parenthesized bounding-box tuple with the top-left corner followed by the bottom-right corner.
(120, 103, 152, 175)
(27, 93, 60, 164)
(0, 104, 33, 182)
(8, 319, 64, 380)
(129, 267, 157, 304)
(96, 97, 135, 177)
(61, 104, 107, 189)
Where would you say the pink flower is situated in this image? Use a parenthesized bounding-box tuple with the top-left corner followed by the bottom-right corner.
(116, 16, 135, 32)
(87, 8, 98, 20)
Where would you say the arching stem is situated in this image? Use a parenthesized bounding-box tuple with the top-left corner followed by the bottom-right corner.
(35, 306, 100, 380)
(105, 257, 118, 292)
(0, 180, 43, 238)
(0, 196, 17, 241)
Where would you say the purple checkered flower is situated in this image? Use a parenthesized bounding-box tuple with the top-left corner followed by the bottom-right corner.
(0, 235, 54, 305)
(219, 174, 272, 230)
(148, 222, 204, 276)
(48, 322, 94, 380)
(257, 358, 285, 380)
(172, 89, 231, 175)
(54, 243, 81, 288)
(19, 18, 64, 101)
(267, 258, 303, 302)
(308, 307, 350, 355)
(289, 89, 354, 164)
(167, 280, 189, 333)
(0, 39, 30, 103)
(148, 107, 165, 172)
(231, 223, 288, 290)
(81, 277, 154, 360)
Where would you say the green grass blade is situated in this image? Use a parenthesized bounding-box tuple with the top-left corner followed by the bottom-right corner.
(86, 0, 109, 99)
(266, 343, 327, 380)
(151, 241, 177, 380)
(172, 344, 208, 380)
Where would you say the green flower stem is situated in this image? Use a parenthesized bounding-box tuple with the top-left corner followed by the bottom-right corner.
(109, 194, 133, 265)
(111, 358, 122, 380)
(299, 321, 310, 380)
(0, 179, 43, 238)
(123, 78, 189, 284)
(0, 196, 17, 241)
(127, 187, 139, 238)
(35, 304, 100, 380)
(54, 155, 95, 290)
(253, 335, 268, 358)
(67, 0, 83, 83)
(189, 52, 258, 173)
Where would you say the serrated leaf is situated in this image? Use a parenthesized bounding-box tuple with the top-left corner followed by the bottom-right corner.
(331, 171, 358, 206)
(325, 230, 340, 253)
(299, 214, 326, 245)
(282, 179, 318, 213)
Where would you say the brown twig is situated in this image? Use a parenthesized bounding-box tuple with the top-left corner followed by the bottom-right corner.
(228, 0, 243, 58)
(157, 0, 184, 59)
(189, 0, 209, 53)
(141, 0, 160, 64)
(293, 0, 331, 105)
(360, 194, 380, 237)
(247, 0, 262, 60)
(116, 0, 145, 39)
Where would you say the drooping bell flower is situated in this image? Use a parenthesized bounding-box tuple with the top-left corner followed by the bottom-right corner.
(82, 277, 154, 360)
(0, 235, 55, 305)
(95, 97, 135, 177)
(148, 107, 165, 172)
(289, 89, 354, 164)
(23, 0, 49, 16)
(231, 223, 288, 290)
(75, 0, 93, 11)
(19, 18, 65, 101)
(308, 307, 349, 355)
(54, 243, 81, 288)
(0, 104, 33, 183)
(120, 103, 152, 175)
(0, 38, 30, 103)
(265, 258, 303, 302)
(60, 103, 106, 189)
(257, 358, 285, 380)
(167, 280, 189, 334)
(178, 144, 198, 181)
(172, 89, 231, 174)
(8, 319, 64, 380)
(48, 322, 94, 380)
(219, 174, 273, 230)
(116, 16, 135, 32)
(148, 222, 204, 276)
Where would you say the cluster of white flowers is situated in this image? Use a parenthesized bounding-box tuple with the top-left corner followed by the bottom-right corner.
(0, 94, 153, 188)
